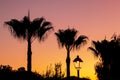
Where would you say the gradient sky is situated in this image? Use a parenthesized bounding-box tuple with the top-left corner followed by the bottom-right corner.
(1, 0, 120, 80)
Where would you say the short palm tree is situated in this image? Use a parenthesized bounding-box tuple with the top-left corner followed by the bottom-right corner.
(55, 28, 88, 79)
(4, 12, 53, 72)
(88, 35, 120, 80)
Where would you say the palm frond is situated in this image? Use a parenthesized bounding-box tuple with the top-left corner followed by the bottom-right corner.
(38, 25, 53, 41)
(88, 47, 99, 57)
(74, 35, 88, 49)
(22, 16, 30, 26)
(41, 22, 51, 28)
(30, 17, 44, 37)
(55, 30, 65, 47)
(5, 19, 27, 40)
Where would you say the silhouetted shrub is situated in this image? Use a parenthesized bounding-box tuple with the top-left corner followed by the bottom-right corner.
(0, 65, 44, 80)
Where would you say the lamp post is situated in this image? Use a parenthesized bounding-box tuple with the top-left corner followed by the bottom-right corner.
(73, 55, 83, 79)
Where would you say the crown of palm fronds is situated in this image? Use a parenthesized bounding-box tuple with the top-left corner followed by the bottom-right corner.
(5, 16, 53, 41)
(55, 28, 88, 50)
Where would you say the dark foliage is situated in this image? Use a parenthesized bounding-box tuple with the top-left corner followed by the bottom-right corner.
(55, 28, 88, 79)
(4, 13, 53, 72)
(89, 34, 120, 80)
(0, 65, 43, 80)
(0, 65, 90, 80)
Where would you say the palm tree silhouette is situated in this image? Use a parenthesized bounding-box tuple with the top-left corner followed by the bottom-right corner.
(88, 34, 120, 80)
(4, 12, 53, 72)
(55, 28, 88, 79)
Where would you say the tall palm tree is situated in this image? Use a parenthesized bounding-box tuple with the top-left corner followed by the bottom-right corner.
(55, 28, 88, 79)
(4, 12, 53, 72)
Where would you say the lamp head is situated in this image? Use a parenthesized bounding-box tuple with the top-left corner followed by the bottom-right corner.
(73, 55, 83, 62)
(73, 55, 83, 70)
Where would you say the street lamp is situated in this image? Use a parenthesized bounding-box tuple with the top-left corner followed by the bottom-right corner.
(73, 55, 83, 79)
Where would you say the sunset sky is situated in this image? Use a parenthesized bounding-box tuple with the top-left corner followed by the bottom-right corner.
(1, 0, 120, 80)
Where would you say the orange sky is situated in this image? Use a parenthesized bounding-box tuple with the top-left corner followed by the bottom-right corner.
(1, 0, 120, 80)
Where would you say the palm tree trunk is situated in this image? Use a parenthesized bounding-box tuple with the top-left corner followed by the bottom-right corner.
(27, 38, 32, 72)
(66, 49, 70, 80)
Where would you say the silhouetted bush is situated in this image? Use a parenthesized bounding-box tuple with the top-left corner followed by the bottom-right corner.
(0, 64, 90, 80)
(43, 62, 65, 80)
(0, 65, 44, 80)
(89, 34, 120, 80)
